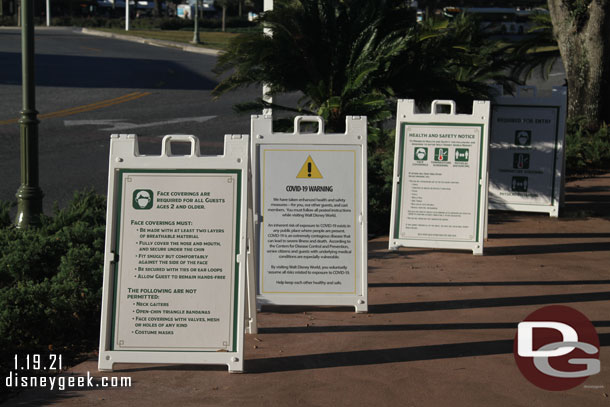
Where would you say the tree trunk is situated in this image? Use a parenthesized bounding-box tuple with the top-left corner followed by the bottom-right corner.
(153, 0, 161, 17)
(547, 0, 610, 129)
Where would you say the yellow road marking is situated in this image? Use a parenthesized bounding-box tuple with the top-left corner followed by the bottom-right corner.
(0, 92, 152, 125)
(80, 46, 102, 53)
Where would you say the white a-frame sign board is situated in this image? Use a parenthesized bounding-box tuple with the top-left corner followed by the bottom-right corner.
(389, 100, 490, 255)
(488, 86, 567, 217)
(251, 115, 368, 313)
(99, 134, 248, 373)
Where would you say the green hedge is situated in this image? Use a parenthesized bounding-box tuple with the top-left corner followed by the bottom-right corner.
(367, 130, 396, 236)
(565, 117, 610, 175)
(0, 16, 17, 26)
(0, 191, 106, 397)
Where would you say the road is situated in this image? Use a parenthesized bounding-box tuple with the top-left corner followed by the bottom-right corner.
(0, 27, 566, 214)
(0, 27, 260, 212)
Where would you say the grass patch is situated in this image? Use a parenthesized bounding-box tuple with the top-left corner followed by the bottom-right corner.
(95, 28, 241, 50)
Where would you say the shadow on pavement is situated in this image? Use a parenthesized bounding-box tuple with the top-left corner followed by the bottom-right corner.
(368, 241, 610, 257)
(245, 333, 610, 373)
(485, 241, 610, 256)
(0, 52, 217, 90)
(258, 320, 610, 334)
(369, 280, 610, 288)
(368, 291, 610, 314)
(489, 232, 610, 239)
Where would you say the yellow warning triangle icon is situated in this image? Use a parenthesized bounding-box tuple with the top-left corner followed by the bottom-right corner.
(296, 155, 323, 179)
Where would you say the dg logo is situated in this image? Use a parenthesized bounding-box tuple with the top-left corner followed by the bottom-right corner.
(514, 305, 601, 391)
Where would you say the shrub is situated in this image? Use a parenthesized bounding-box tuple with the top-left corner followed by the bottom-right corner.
(565, 117, 610, 175)
(367, 129, 396, 236)
(0, 191, 106, 397)
(0, 201, 13, 227)
(0, 16, 17, 26)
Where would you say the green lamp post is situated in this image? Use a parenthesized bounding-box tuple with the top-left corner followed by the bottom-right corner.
(191, 0, 200, 44)
(15, 0, 44, 228)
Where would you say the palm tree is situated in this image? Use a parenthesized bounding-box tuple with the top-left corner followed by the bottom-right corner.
(213, 0, 414, 135)
(213, 1, 524, 124)
(388, 14, 523, 112)
(510, 10, 560, 86)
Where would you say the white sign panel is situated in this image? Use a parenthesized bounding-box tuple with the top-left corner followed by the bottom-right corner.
(252, 116, 368, 312)
(113, 171, 238, 351)
(489, 87, 567, 217)
(99, 134, 248, 373)
(260, 147, 358, 294)
(389, 100, 490, 255)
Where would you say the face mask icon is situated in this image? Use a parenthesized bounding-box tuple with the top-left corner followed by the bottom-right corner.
(414, 147, 427, 160)
(515, 130, 532, 146)
(133, 190, 154, 210)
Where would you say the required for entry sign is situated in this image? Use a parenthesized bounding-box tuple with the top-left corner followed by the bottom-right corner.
(489, 105, 561, 205)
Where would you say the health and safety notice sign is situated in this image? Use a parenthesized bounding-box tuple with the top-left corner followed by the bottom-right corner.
(389, 100, 489, 255)
(396, 125, 482, 242)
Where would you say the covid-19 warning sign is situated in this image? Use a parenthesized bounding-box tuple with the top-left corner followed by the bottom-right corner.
(251, 116, 368, 312)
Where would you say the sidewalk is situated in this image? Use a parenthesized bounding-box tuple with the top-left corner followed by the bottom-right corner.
(78, 28, 222, 56)
(0, 26, 222, 55)
(6, 174, 610, 407)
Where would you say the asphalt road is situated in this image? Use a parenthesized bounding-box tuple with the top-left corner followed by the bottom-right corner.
(0, 27, 565, 215)
(0, 27, 261, 213)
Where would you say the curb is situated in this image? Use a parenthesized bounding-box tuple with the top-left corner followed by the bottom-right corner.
(0, 26, 67, 30)
(78, 27, 222, 56)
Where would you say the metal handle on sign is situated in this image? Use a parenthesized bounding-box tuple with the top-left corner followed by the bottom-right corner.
(517, 86, 537, 97)
(293, 116, 324, 135)
(161, 135, 200, 157)
(431, 100, 456, 115)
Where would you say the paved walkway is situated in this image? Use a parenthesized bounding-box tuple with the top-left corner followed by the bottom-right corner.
(5, 174, 610, 406)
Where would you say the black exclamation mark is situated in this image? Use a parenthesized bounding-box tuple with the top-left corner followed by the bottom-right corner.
(307, 162, 312, 177)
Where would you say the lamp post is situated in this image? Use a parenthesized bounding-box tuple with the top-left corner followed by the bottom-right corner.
(46, 0, 50, 26)
(191, 0, 200, 44)
(125, 0, 130, 31)
(15, 0, 44, 228)
(262, 0, 273, 116)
